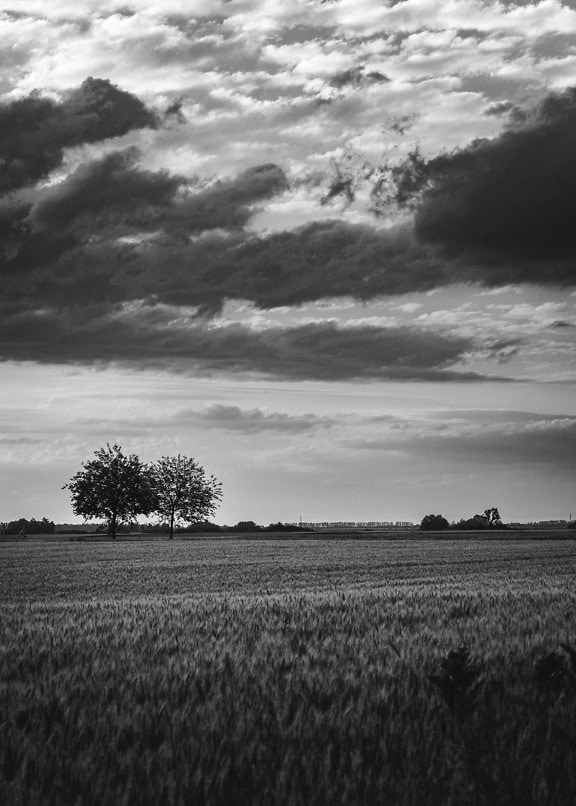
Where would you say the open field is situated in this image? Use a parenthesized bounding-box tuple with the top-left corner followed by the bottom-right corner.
(1, 536, 576, 805)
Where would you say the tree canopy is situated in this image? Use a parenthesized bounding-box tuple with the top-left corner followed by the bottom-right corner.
(66, 446, 222, 540)
(149, 454, 222, 540)
(65, 443, 154, 539)
(420, 514, 450, 531)
(456, 508, 504, 530)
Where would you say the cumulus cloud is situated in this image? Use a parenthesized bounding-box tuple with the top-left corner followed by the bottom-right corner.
(41, 153, 286, 238)
(406, 87, 576, 284)
(0, 77, 157, 194)
(0, 150, 289, 297)
(1, 187, 439, 313)
(1, 75, 574, 381)
(27, 149, 182, 232)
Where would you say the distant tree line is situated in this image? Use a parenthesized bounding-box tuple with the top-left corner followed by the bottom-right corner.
(0, 516, 311, 539)
(420, 508, 505, 531)
(139, 520, 312, 534)
(1, 517, 56, 536)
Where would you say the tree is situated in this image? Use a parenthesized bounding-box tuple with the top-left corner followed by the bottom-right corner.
(456, 507, 504, 530)
(149, 455, 222, 540)
(420, 514, 450, 531)
(232, 520, 261, 533)
(65, 444, 154, 539)
(456, 514, 489, 530)
(484, 507, 502, 527)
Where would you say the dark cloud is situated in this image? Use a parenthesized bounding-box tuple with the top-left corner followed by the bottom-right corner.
(28, 149, 182, 233)
(1, 197, 442, 313)
(0, 157, 288, 295)
(0, 78, 157, 194)
(0, 305, 493, 382)
(197, 221, 444, 310)
(163, 97, 186, 123)
(2, 80, 575, 380)
(167, 162, 289, 235)
(329, 66, 388, 89)
(412, 87, 576, 283)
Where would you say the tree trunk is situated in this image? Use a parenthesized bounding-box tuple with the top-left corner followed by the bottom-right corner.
(169, 508, 174, 540)
(110, 513, 117, 540)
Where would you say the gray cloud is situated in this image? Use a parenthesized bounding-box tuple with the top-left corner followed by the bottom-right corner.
(2, 79, 574, 380)
(0, 155, 289, 307)
(30, 154, 285, 240)
(74, 404, 332, 436)
(411, 87, 576, 283)
(28, 148, 183, 233)
(0, 78, 157, 194)
(0, 305, 496, 382)
(1, 207, 441, 315)
(483, 100, 519, 118)
(5, 82, 576, 328)
(329, 66, 389, 89)
(350, 411, 576, 469)
(174, 404, 333, 433)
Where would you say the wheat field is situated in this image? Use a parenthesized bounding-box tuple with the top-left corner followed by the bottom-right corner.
(1, 535, 575, 805)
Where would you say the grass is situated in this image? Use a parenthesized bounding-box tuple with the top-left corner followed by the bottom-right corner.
(1, 535, 576, 805)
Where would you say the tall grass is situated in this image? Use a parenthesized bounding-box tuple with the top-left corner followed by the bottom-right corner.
(1, 537, 575, 805)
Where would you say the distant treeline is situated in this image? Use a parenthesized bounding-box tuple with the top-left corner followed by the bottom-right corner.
(140, 520, 313, 534)
(421, 509, 576, 531)
(1, 519, 313, 536)
(1, 518, 56, 535)
(4, 515, 574, 536)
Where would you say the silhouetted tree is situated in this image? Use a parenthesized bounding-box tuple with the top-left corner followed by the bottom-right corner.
(484, 507, 502, 527)
(5, 517, 55, 535)
(456, 514, 489, 530)
(232, 521, 261, 532)
(456, 507, 504, 530)
(420, 514, 450, 531)
(65, 444, 154, 539)
(149, 455, 222, 540)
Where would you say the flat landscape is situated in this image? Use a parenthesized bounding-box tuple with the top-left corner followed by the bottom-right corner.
(1, 534, 575, 805)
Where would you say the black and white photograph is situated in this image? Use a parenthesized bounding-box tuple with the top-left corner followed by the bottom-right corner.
(1, 1, 576, 803)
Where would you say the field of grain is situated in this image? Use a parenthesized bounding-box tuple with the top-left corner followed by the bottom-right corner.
(1, 535, 575, 805)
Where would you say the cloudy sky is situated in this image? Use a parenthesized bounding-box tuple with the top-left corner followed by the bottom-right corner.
(1, 0, 575, 526)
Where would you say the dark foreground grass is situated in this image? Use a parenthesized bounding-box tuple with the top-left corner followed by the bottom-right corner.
(1, 537, 575, 805)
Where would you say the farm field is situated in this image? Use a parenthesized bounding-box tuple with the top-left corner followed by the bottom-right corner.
(1, 535, 576, 805)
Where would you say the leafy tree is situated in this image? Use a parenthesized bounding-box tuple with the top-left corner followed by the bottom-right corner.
(456, 514, 489, 530)
(65, 444, 154, 539)
(484, 507, 502, 527)
(420, 514, 450, 531)
(456, 507, 504, 530)
(149, 455, 222, 540)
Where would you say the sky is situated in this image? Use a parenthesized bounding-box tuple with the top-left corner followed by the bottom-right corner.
(1, 0, 575, 526)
